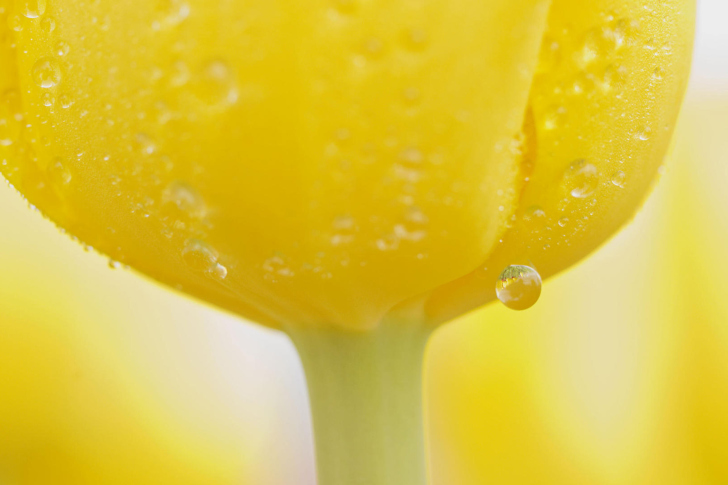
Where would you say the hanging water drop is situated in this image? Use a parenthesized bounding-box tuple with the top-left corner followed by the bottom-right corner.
(496, 265, 542, 311)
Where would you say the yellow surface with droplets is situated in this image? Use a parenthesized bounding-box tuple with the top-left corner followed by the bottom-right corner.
(0, 0, 693, 331)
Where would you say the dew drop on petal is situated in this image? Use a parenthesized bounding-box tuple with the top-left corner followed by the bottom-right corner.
(32, 57, 61, 89)
(21, 0, 46, 18)
(562, 159, 599, 199)
(611, 170, 627, 188)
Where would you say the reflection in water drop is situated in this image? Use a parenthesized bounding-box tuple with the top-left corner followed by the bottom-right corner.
(496, 265, 542, 311)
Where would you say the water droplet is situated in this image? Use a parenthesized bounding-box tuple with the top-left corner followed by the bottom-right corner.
(41, 92, 54, 107)
(558, 217, 569, 228)
(182, 239, 227, 280)
(399, 147, 423, 164)
(41, 16, 55, 33)
(108, 259, 122, 270)
(153, 0, 191, 30)
(182, 239, 217, 271)
(134, 133, 157, 155)
(330, 215, 356, 246)
(47, 158, 71, 186)
(208, 263, 228, 280)
(59, 94, 73, 108)
(32, 57, 61, 89)
(542, 105, 567, 130)
(263, 255, 295, 282)
(162, 181, 207, 219)
(55, 41, 70, 57)
(611, 170, 626, 188)
(194, 60, 238, 108)
(652, 67, 665, 81)
(523, 205, 547, 223)
(562, 159, 599, 198)
(496, 265, 542, 311)
(21, 0, 46, 18)
(636, 126, 651, 141)
(8, 15, 23, 32)
(169, 60, 191, 86)
(375, 235, 399, 251)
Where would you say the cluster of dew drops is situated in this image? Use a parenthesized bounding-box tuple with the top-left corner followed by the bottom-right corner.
(1, 0, 234, 284)
(494, 6, 673, 312)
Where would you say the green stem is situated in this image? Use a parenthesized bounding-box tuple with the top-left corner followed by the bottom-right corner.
(288, 322, 432, 485)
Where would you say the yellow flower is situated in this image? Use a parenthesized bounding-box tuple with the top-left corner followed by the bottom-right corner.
(0, 1, 695, 484)
(0, 0, 693, 331)
(428, 94, 728, 485)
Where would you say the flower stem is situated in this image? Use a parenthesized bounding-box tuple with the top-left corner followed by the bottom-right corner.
(288, 322, 432, 485)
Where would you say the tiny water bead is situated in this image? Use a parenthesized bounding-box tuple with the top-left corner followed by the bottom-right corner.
(194, 60, 239, 108)
(40, 16, 55, 33)
(182, 239, 228, 281)
(562, 158, 599, 199)
(523, 205, 547, 223)
(47, 158, 72, 186)
(8, 15, 23, 32)
(496, 265, 542, 311)
(59, 94, 73, 109)
(41, 92, 54, 107)
(611, 170, 627, 188)
(162, 181, 207, 219)
(32, 57, 61, 89)
(21, 0, 46, 19)
(56, 41, 70, 57)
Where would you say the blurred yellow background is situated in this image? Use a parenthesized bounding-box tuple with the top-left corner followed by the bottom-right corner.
(1, 2, 727, 485)
(428, 94, 728, 485)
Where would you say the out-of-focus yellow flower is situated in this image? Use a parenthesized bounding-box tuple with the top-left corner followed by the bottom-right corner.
(427, 95, 728, 485)
(0, 183, 310, 485)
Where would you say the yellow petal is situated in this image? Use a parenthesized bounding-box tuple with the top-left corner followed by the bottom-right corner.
(0, 0, 550, 330)
(426, 0, 695, 323)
